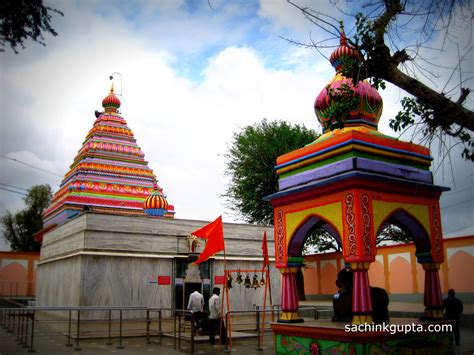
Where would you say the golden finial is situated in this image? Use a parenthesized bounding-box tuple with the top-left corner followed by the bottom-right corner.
(110, 82, 114, 94)
(339, 20, 347, 45)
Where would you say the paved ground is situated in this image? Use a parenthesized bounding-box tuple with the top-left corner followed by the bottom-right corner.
(1, 301, 473, 354)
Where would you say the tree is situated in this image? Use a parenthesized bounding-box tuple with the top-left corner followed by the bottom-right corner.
(1, 184, 52, 251)
(0, 0, 63, 53)
(302, 224, 411, 254)
(286, 0, 473, 161)
(224, 119, 318, 225)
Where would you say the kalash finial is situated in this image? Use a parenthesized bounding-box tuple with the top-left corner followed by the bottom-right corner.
(339, 21, 347, 46)
(102, 83, 121, 112)
(329, 21, 359, 72)
(314, 20, 383, 132)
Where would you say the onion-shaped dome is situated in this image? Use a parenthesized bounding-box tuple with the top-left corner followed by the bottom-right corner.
(314, 24, 383, 132)
(102, 84, 121, 112)
(144, 185, 169, 217)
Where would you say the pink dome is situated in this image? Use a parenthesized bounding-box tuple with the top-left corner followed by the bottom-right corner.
(314, 25, 383, 132)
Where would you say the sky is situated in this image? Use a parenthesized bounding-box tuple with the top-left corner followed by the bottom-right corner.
(0, 0, 473, 251)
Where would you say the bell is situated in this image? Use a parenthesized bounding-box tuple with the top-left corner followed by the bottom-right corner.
(244, 274, 251, 288)
(226, 273, 233, 289)
(252, 274, 260, 289)
(259, 277, 265, 286)
(236, 272, 243, 284)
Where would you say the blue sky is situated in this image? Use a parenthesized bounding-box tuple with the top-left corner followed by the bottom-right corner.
(0, 0, 472, 250)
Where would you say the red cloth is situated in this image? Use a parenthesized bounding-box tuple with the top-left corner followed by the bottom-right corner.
(214, 276, 225, 284)
(157, 276, 171, 285)
(193, 216, 225, 265)
(262, 231, 269, 270)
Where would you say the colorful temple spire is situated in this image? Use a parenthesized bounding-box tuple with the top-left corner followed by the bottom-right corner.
(43, 87, 175, 227)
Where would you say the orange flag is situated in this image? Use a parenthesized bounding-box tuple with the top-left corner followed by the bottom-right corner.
(193, 216, 225, 265)
(262, 231, 269, 270)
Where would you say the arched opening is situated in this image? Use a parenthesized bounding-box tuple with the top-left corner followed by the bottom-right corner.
(288, 215, 342, 301)
(377, 209, 431, 256)
(289, 215, 342, 257)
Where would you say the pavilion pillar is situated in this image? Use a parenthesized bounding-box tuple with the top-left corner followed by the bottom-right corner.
(278, 266, 303, 323)
(422, 263, 443, 318)
(351, 262, 373, 324)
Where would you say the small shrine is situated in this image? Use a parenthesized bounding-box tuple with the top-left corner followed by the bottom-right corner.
(265, 26, 453, 353)
(43, 86, 175, 228)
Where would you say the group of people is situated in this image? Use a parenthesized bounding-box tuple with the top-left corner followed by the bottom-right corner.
(187, 287, 227, 345)
(332, 269, 464, 346)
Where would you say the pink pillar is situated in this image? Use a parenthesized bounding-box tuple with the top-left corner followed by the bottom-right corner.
(278, 267, 303, 323)
(351, 263, 373, 324)
(423, 263, 443, 318)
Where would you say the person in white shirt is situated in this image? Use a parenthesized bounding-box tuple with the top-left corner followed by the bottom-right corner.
(187, 290, 204, 334)
(208, 287, 227, 345)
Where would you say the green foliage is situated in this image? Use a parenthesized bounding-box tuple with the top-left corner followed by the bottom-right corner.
(0, 0, 63, 53)
(391, 97, 473, 161)
(303, 227, 341, 254)
(323, 83, 360, 131)
(302, 224, 411, 255)
(1, 184, 52, 251)
(377, 224, 411, 245)
(224, 119, 318, 224)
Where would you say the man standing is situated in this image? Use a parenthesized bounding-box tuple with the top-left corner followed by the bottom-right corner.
(187, 289, 204, 335)
(443, 289, 464, 346)
(208, 287, 227, 345)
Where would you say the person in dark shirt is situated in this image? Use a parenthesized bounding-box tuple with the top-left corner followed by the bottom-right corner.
(443, 289, 464, 346)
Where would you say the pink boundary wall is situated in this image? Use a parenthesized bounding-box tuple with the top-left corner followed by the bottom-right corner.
(0, 251, 39, 297)
(303, 236, 474, 298)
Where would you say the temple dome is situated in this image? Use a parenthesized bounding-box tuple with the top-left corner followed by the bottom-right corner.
(144, 185, 169, 217)
(102, 85, 121, 111)
(315, 25, 383, 132)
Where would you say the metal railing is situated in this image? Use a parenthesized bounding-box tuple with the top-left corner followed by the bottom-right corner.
(223, 305, 320, 352)
(0, 305, 169, 353)
(0, 304, 320, 354)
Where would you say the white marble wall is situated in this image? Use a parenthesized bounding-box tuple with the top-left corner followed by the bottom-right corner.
(36, 256, 82, 307)
(37, 212, 280, 317)
(81, 256, 172, 308)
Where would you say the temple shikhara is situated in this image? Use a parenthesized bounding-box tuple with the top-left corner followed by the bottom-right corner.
(42, 86, 175, 228)
(35, 86, 277, 321)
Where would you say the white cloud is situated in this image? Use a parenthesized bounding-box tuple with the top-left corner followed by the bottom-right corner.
(1, 0, 472, 252)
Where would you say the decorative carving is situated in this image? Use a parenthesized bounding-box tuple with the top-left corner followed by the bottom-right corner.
(361, 194, 372, 256)
(184, 262, 202, 283)
(345, 193, 356, 255)
(277, 210, 285, 263)
(186, 234, 201, 253)
(431, 204, 442, 255)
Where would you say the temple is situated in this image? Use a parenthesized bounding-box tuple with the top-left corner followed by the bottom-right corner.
(35, 84, 279, 317)
(42, 86, 175, 228)
(266, 26, 453, 353)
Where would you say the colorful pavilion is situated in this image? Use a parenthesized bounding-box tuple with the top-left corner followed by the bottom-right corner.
(265, 27, 449, 326)
(42, 86, 175, 228)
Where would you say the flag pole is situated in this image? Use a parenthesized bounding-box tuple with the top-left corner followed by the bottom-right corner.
(221, 219, 231, 348)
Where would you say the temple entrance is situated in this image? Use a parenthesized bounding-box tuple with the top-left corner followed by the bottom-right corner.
(184, 282, 202, 308)
(174, 257, 211, 310)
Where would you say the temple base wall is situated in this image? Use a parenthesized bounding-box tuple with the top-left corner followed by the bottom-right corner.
(36, 213, 280, 317)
